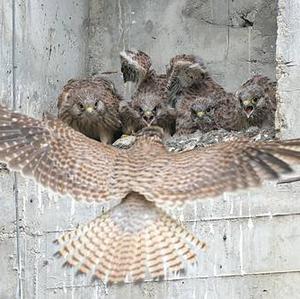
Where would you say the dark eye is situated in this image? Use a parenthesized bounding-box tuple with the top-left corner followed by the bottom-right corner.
(94, 101, 98, 108)
(206, 107, 211, 113)
(153, 105, 159, 113)
(138, 107, 144, 114)
(252, 98, 258, 104)
(78, 103, 84, 110)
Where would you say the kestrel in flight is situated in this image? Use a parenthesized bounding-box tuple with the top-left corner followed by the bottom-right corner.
(0, 104, 299, 284)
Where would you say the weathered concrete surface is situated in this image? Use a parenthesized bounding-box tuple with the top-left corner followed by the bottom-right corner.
(1, 0, 300, 298)
(276, 0, 300, 138)
(88, 0, 277, 93)
(0, 0, 90, 298)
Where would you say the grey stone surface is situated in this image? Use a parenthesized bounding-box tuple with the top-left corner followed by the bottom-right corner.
(276, 0, 300, 139)
(1, 0, 300, 298)
(0, 0, 90, 298)
(88, 0, 277, 93)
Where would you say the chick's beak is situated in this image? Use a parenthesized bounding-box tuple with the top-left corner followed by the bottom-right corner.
(86, 106, 94, 113)
(243, 100, 251, 106)
(144, 110, 153, 118)
(241, 100, 255, 118)
(197, 111, 205, 118)
(142, 110, 155, 126)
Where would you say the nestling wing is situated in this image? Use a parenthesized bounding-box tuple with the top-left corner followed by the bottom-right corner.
(132, 138, 300, 205)
(120, 50, 152, 84)
(167, 54, 207, 94)
(0, 105, 124, 203)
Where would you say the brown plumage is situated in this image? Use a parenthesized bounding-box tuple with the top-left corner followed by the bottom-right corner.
(235, 75, 277, 128)
(166, 54, 226, 108)
(119, 50, 175, 135)
(120, 49, 152, 87)
(1, 105, 300, 283)
(175, 93, 246, 135)
(58, 77, 122, 144)
(58, 192, 204, 283)
(175, 96, 219, 135)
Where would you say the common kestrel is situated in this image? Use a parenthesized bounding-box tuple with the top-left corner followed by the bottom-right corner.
(119, 50, 175, 135)
(166, 54, 226, 108)
(235, 75, 277, 128)
(58, 77, 122, 144)
(1, 104, 300, 284)
(175, 93, 247, 135)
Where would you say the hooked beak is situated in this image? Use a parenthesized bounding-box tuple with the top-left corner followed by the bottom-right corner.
(144, 110, 153, 118)
(242, 100, 254, 118)
(197, 111, 205, 118)
(142, 110, 155, 126)
(86, 106, 94, 113)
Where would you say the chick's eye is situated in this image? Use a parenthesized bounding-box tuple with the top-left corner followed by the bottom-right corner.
(252, 98, 258, 104)
(78, 103, 84, 110)
(94, 101, 98, 108)
(206, 107, 211, 113)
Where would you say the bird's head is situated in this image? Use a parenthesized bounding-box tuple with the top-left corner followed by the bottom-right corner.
(133, 94, 164, 127)
(236, 85, 266, 119)
(190, 97, 216, 128)
(66, 89, 106, 120)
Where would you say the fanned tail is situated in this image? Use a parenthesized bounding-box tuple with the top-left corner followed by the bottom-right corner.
(56, 192, 206, 283)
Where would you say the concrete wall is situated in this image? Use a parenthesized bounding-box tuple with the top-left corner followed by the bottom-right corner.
(1, 0, 300, 299)
(0, 0, 90, 298)
(276, 0, 300, 138)
(88, 0, 277, 92)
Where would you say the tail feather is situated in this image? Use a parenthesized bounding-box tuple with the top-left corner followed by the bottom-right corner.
(56, 193, 206, 283)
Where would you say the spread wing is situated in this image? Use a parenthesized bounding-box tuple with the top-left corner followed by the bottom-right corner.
(0, 105, 126, 203)
(131, 137, 300, 206)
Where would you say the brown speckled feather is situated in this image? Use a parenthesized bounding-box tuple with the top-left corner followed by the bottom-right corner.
(58, 192, 205, 283)
(58, 77, 122, 144)
(1, 105, 300, 283)
(120, 50, 152, 86)
(175, 92, 246, 135)
(167, 54, 225, 108)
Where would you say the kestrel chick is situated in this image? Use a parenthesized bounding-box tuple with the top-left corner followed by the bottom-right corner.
(176, 94, 246, 135)
(166, 54, 225, 107)
(235, 75, 276, 128)
(1, 104, 300, 283)
(167, 54, 207, 94)
(58, 77, 122, 144)
(176, 96, 219, 135)
(120, 50, 175, 135)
